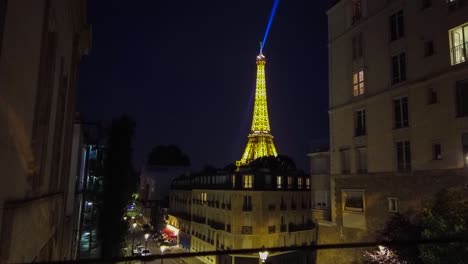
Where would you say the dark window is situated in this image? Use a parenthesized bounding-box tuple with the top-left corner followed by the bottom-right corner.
(352, 0, 362, 23)
(428, 88, 438, 104)
(0, 0, 7, 57)
(341, 149, 351, 174)
(396, 141, 411, 172)
(462, 133, 468, 167)
(390, 10, 405, 41)
(394, 97, 409, 128)
(456, 80, 468, 117)
(355, 109, 366, 136)
(356, 147, 367, 173)
(352, 33, 363, 60)
(242, 196, 252, 211)
(433, 144, 442, 160)
(422, 0, 432, 9)
(424, 41, 434, 57)
(392, 53, 407, 84)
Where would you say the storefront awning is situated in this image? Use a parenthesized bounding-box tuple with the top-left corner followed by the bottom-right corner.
(162, 224, 179, 237)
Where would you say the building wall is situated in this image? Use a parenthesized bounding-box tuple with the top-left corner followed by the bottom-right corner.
(169, 172, 315, 264)
(325, 0, 468, 263)
(0, 0, 89, 262)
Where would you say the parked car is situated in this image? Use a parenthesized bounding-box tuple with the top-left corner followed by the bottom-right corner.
(140, 249, 151, 256)
(133, 245, 145, 255)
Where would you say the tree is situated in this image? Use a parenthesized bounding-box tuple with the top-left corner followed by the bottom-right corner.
(363, 246, 408, 264)
(99, 116, 137, 258)
(247, 155, 297, 172)
(419, 190, 468, 264)
(146, 144, 190, 166)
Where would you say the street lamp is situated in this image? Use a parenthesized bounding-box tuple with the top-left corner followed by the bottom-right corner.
(144, 233, 150, 250)
(132, 223, 137, 255)
(259, 246, 269, 263)
(123, 216, 127, 221)
(160, 245, 168, 264)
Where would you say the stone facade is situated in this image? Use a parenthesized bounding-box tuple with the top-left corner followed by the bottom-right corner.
(0, 0, 90, 262)
(168, 169, 315, 264)
(323, 0, 468, 263)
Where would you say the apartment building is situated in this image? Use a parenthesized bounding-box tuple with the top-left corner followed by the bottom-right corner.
(322, 0, 468, 262)
(0, 0, 90, 262)
(168, 167, 315, 264)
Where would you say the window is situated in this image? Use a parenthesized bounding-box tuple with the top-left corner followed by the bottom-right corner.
(352, 33, 363, 60)
(313, 190, 329, 209)
(355, 109, 366, 136)
(422, 0, 432, 9)
(201, 192, 207, 205)
(305, 178, 310, 190)
(456, 79, 468, 117)
(388, 197, 399, 212)
(463, 133, 468, 167)
(433, 144, 442, 160)
(341, 149, 351, 174)
(343, 190, 364, 212)
(353, 70, 365, 96)
(352, 0, 362, 23)
(394, 97, 409, 128)
(424, 40, 434, 57)
(297, 177, 303, 189)
(276, 176, 282, 189)
(447, 0, 466, 11)
(242, 196, 252, 211)
(356, 147, 367, 173)
(396, 141, 411, 172)
(243, 175, 253, 189)
(231, 174, 236, 188)
(390, 10, 404, 41)
(287, 176, 293, 189)
(391, 53, 406, 84)
(449, 23, 468, 65)
(427, 88, 438, 104)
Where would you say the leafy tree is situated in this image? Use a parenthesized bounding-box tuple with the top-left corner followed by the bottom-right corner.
(147, 144, 190, 166)
(99, 116, 137, 258)
(419, 190, 468, 264)
(247, 155, 297, 172)
(363, 246, 408, 264)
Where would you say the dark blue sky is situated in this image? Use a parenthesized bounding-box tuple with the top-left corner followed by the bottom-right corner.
(78, 0, 330, 171)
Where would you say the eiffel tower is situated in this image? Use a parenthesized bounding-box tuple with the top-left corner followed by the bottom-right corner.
(237, 47, 278, 167)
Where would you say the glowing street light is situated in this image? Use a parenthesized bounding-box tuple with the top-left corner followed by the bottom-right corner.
(259, 246, 269, 263)
(132, 223, 137, 255)
(144, 233, 150, 250)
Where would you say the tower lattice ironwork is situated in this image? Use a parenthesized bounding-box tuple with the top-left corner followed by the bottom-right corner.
(237, 50, 278, 167)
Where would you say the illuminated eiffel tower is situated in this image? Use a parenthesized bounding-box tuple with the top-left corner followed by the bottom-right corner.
(237, 46, 278, 167)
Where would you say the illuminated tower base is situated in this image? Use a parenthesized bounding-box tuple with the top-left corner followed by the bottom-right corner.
(237, 49, 278, 167)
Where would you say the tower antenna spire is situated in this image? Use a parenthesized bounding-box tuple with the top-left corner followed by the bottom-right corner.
(259, 42, 263, 55)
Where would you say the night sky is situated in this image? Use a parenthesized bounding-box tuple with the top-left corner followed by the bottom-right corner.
(78, 0, 330, 171)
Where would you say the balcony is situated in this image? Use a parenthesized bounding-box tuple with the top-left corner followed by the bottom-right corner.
(451, 42, 467, 65)
(207, 220, 225, 230)
(242, 205, 252, 211)
(193, 215, 206, 224)
(268, 225, 276, 234)
(288, 220, 316, 232)
(226, 204, 231, 210)
(241, 226, 252, 234)
(167, 210, 190, 221)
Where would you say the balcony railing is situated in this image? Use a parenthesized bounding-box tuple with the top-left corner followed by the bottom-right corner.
(207, 220, 225, 230)
(288, 221, 316, 232)
(193, 215, 206, 224)
(242, 205, 252, 211)
(451, 42, 467, 65)
(241, 226, 252, 234)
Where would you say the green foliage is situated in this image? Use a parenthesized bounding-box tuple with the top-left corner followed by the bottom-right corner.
(363, 246, 408, 264)
(98, 116, 137, 259)
(247, 155, 297, 172)
(419, 190, 468, 264)
(147, 144, 190, 166)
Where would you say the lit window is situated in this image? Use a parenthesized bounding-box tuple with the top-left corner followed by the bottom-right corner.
(287, 176, 293, 189)
(388, 197, 399, 212)
(276, 176, 282, 189)
(297, 178, 303, 189)
(353, 70, 365, 96)
(343, 190, 364, 212)
(449, 23, 468, 65)
(243, 175, 253, 189)
(305, 178, 310, 190)
(231, 174, 236, 188)
(201, 192, 207, 205)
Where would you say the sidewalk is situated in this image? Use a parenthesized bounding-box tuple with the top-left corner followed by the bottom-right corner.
(170, 247, 206, 264)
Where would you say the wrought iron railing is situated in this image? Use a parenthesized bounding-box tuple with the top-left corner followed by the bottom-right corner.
(451, 42, 467, 65)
